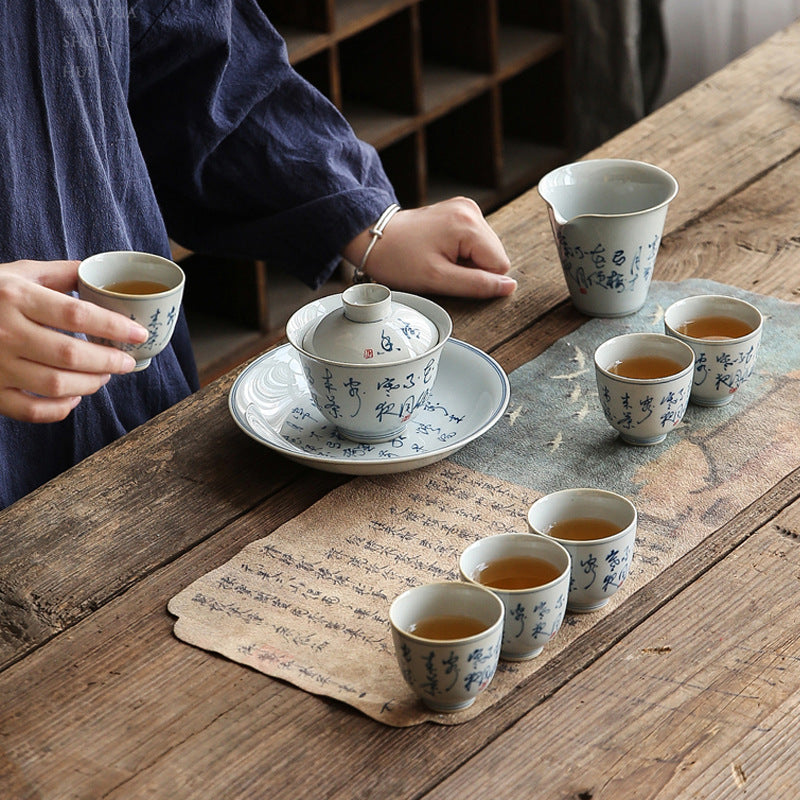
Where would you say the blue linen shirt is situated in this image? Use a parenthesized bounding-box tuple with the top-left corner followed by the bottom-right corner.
(0, 0, 396, 509)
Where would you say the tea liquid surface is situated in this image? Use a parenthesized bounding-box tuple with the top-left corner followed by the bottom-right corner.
(547, 517, 623, 542)
(676, 315, 754, 341)
(474, 555, 562, 590)
(103, 279, 170, 295)
(408, 614, 488, 640)
(608, 355, 684, 379)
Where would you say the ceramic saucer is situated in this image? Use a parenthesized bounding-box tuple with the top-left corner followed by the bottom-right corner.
(228, 339, 509, 475)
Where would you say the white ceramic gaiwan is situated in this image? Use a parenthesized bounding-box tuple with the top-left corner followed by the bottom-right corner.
(286, 284, 452, 443)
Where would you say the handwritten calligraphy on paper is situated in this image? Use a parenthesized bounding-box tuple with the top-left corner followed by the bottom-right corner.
(171, 464, 535, 720)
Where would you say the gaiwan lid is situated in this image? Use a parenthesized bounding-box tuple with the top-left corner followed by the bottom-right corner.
(301, 284, 439, 364)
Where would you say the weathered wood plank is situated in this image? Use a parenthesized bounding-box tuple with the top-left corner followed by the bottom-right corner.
(2, 22, 800, 799)
(0, 460, 797, 799)
(5, 134, 800, 674)
(0, 448, 346, 669)
(466, 21, 800, 352)
(423, 497, 800, 800)
(656, 148, 800, 302)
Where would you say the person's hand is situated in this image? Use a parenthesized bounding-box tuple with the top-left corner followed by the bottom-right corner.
(342, 197, 516, 298)
(0, 259, 148, 423)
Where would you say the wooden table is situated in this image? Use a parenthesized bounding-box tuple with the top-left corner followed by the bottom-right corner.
(3, 20, 800, 800)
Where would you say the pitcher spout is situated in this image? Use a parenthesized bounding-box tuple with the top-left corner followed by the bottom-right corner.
(537, 158, 679, 318)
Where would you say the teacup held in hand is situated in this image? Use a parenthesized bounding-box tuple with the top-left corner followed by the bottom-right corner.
(78, 251, 185, 372)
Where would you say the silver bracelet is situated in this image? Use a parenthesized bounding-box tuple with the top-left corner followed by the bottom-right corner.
(352, 203, 401, 283)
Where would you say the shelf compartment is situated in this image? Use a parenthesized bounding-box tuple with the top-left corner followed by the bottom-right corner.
(425, 90, 501, 199)
(258, 0, 334, 62)
(501, 52, 567, 149)
(293, 47, 341, 106)
(496, 26, 565, 79)
(339, 7, 421, 117)
(420, 63, 494, 120)
(335, 0, 419, 37)
(259, 0, 334, 31)
(379, 131, 426, 208)
(498, 0, 564, 31)
(421, 0, 495, 73)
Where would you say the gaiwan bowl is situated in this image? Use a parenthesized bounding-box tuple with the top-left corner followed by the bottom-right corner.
(285, 284, 452, 443)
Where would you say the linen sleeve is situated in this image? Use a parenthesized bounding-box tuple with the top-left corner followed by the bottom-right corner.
(127, 0, 397, 288)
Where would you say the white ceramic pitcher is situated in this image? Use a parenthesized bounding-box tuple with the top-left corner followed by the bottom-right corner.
(538, 159, 679, 317)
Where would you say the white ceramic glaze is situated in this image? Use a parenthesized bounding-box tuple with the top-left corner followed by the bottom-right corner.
(459, 533, 570, 660)
(77, 251, 185, 371)
(538, 159, 678, 317)
(664, 294, 764, 407)
(389, 581, 504, 712)
(303, 284, 438, 364)
(594, 332, 694, 446)
(228, 339, 509, 475)
(286, 290, 452, 442)
(527, 489, 637, 613)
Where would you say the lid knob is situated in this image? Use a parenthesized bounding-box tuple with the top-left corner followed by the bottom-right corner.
(342, 284, 391, 323)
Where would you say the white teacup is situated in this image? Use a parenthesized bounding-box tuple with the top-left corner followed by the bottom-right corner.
(664, 294, 764, 407)
(594, 332, 695, 446)
(538, 159, 678, 317)
(459, 533, 570, 660)
(78, 251, 185, 372)
(389, 581, 504, 713)
(527, 488, 637, 613)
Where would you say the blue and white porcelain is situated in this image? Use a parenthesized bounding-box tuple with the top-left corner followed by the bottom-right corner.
(527, 488, 637, 613)
(664, 294, 764, 407)
(77, 251, 185, 372)
(538, 159, 678, 317)
(228, 338, 509, 475)
(594, 332, 695, 446)
(286, 286, 452, 443)
(303, 283, 439, 363)
(389, 581, 504, 712)
(459, 533, 570, 660)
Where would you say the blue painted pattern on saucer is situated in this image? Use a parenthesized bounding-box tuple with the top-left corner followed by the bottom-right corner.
(229, 339, 509, 475)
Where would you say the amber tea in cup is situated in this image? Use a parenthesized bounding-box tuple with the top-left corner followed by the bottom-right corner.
(407, 614, 488, 640)
(546, 516, 623, 542)
(473, 555, 562, 590)
(389, 581, 504, 711)
(459, 533, 571, 660)
(607, 355, 685, 380)
(102, 279, 171, 295)
(664, 294, 764, 406)
(78, 251, 186, 372)
(528, 489, 637, 612)
(674, 315, 755, 341)
(594, 332, 694, 445)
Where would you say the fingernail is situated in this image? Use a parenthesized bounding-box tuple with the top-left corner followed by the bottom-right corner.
(121, 354, 137, 372)
(132, 323, 149, 343)
(498, 275, 518, 292)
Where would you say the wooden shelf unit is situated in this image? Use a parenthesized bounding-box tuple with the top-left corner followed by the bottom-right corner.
(264, 0, 569, 210)
(186, 0, 571, 384)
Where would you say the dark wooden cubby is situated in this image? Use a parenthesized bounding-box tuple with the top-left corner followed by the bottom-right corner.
(184, 0, 571, 384)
